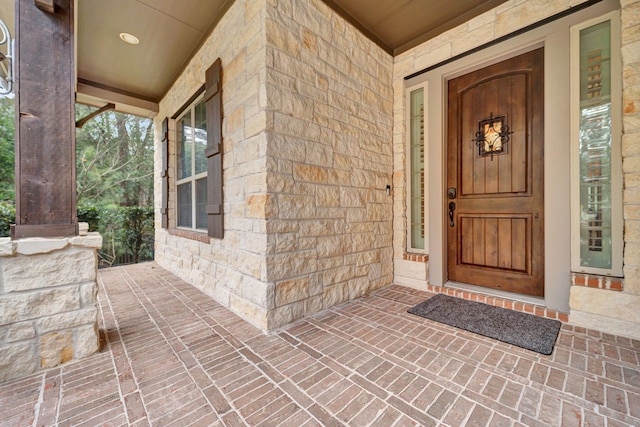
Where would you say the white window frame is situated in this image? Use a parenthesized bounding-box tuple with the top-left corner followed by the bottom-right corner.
(175, 96, 207, 232)
(570, 10, 623, 276)
(405, 82, 428, 253)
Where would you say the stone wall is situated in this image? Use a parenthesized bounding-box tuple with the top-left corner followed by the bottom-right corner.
(263, 0, 394, 327)
(154, 0, 273, 329)
(155, 0, 394, 330)
(0, 231, 102, 382)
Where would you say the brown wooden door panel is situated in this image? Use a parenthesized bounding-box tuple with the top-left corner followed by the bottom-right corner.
(458, 214, 530, 273)
(447, 48, 544, 296)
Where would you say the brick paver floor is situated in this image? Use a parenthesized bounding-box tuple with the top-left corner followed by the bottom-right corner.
(1, 262, 639, 426)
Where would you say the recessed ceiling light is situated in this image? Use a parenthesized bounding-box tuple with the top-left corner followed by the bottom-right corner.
(119, 32, 139, 45)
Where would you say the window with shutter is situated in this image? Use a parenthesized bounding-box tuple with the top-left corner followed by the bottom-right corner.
(204, 58, 223, 238)
(161, 117, 169, 228)
(175, 97, 208, 231)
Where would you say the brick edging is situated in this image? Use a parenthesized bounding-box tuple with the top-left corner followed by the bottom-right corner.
(424, 284, 569, 322)
(403, 252, 429, 263)
(571, 273, 623, 291)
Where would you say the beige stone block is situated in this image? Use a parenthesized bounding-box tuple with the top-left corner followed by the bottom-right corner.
(267, 300, 305, 329)
(69, 233, 103, 249)
(305, 141, 333, 167)
(623, 265, 640, 294)
(80, 282, 98, 307)
(2, 322, 36, 342)
(229, 293, 268, 330)
(277, 194, 316, 219)
(241, 276, 274, 309)
(247, 194, 275, 219)
(293, 163, 328, 183)
(570, 285, 640, 325)
(305, 294, 323, 315)
(622, 2, 640, 30)
(496, 1, 565, 37)
(316, 186, 340, 207)
(323, 282, 349, 309)
(0, 341, 36, 382)
(622, 25, 640, 48)
(2, 248, 97, 292)
(267, 250, 318, 281)
(323, 266, 354, 286)
(301, 27, 318, 54)
(0, 237, 13, 256)
(39, 331, 73, 369)
(74, 323, 99, 359)
(275, 277, 309, 306)
(340, 187, 367, 207)
(245, 110, 267, 138)
(0, 287, 80, 326)
(316, 235, 347, 258)
(351, 233, 376, 253)
(35, 308, 97, 334)
(348, 277, 370, 300)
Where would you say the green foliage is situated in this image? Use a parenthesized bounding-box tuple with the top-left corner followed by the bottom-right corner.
(0, 201, 15, 237)
(77, 204, 101, 232)
(0, 97, 15, 202)
(76, 204, 154, 266)
(76, 105, 154, 207)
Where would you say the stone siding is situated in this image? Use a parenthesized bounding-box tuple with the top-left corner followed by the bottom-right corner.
(154, 0, 272, 328)
(0, 232, 102, 382)
(154, 0, 394, 330)
(263, 0, 394, 327)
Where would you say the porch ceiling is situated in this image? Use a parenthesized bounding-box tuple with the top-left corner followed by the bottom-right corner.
(0, 0, 506, 116)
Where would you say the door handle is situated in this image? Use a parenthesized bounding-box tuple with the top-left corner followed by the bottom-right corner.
(448, 202, 456, 227)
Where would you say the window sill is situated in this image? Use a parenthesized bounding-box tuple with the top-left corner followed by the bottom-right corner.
(168, 228, 210, 243)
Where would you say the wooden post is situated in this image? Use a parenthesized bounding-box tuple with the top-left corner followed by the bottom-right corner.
(12, 0, 77, 239)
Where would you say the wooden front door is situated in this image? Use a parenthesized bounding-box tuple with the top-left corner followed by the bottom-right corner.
(446, 48, 544, 296)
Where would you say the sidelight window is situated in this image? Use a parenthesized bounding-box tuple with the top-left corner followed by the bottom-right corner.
(407, 84, 427, 252)
(570, 12, 622, 276)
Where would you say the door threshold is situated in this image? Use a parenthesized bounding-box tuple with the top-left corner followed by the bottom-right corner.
(445, 281, 545, 306)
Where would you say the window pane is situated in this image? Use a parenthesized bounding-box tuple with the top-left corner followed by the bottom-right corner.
(409, 88, 425, 249)
(196, 178, 208, 230)
(578, 21, 612, 269)
(177, 182, 192, 228)
(194, 100, 207, 175)
(177, 110, 192, 180)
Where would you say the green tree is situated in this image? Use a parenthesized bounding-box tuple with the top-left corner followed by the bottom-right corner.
(76, 105, 154, 207)
(0, 96, 14, 201)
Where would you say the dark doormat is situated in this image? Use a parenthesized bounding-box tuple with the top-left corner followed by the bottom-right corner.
(407, 294, 561, 355)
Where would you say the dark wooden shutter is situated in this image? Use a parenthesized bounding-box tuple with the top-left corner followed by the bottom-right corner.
(161, 117, 169, 228)
(204, 58, 223, 238)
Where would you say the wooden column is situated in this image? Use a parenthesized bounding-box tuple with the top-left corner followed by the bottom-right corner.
(12, 0, 77, 239)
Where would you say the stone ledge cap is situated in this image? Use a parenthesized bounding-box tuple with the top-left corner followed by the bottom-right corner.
(15, 238, 69, 255)
(69, 233, 102, 249)
(0, 237, 13, 256)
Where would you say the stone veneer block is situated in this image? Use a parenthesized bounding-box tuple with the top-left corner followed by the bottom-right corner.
(0, 231, 102, 382)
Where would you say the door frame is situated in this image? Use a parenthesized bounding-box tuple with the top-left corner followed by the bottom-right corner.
(405, 0, 619, 313)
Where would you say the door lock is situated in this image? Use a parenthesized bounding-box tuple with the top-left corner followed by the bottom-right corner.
(447, 187, 457, 199)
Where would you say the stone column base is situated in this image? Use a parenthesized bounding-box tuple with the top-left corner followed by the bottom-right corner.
(0, 227, 102, 382)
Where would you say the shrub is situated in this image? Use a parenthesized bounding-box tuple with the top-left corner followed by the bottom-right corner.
(0, 201, 15, 237)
